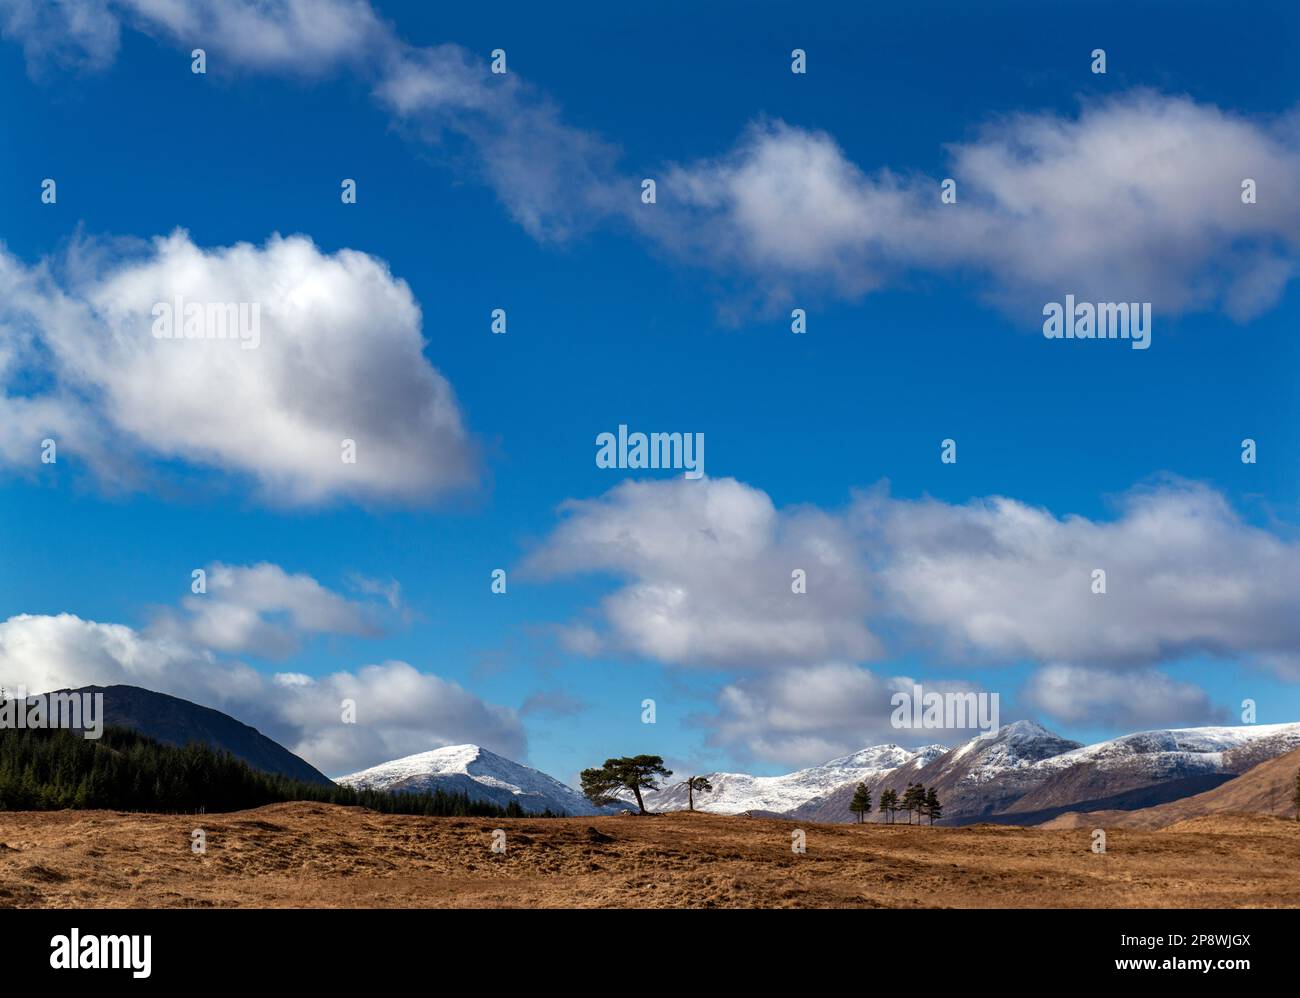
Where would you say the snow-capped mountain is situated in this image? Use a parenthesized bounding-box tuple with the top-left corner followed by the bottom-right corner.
(789, 720, 1300, 825)
(790, 720, 1081, 824)
(335, 744, 627, 817)
(1031, 722, 1300, 776)
(940, 719, 1083, 782)
(639, 743, 949, 814)
(1000, 721, 1300, 821)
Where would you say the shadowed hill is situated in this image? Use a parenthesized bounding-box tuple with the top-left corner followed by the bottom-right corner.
(50, 685, 331, 785)
(1042, 746, 1300, 829)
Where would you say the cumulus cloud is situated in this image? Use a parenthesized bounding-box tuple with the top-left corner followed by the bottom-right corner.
(523, 477, 880, 668)
(861, 481, 1300, 667)
(0, 611, 525, 775)
(643, 120, 914, 304)
(705, 664, 970, 766)
(148, 562, 396, 658)
(1022, 663, 1226, 729)
(710, 661, 1222, 761)
(0, 230, 477, 503)
(528, 476, 1300, 678)
(644, 94, 1300, 318)
(11, 5, 1298, 315)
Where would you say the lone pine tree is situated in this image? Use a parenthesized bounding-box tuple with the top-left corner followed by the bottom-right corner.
(849, 782, 872, 823)
(580, 755, 672, 814)
(685, 775, 713, 811)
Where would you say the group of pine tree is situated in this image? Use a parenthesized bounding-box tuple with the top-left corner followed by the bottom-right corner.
(849, 781, 943, 825)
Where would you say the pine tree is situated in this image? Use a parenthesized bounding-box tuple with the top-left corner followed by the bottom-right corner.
(580, 755, 672, 814)
(901, 782, 926, 825)
(849, 782, 872, 823)
(685, 775, 713, 811)
(924, 786, 942, 825)
(878, 787, 898, 824)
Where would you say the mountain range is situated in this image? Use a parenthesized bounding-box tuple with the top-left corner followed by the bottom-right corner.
(637, 743, 948, 814)
(336, 744, 631, 816)
(748, 720, 1300, 825)
(1039, 744, 1300, 829)
(25, 684, 1300, 826)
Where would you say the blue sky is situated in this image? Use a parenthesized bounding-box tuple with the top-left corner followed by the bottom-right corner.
(1, 0, 1298, 784)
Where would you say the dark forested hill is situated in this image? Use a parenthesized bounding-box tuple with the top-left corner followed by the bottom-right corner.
(0, 724, 544, 817)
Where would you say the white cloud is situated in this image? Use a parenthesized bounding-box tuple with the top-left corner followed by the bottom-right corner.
(647, 94, 1300, 318)
(706, 664, 993, 766)
(270, 659, 524, 776)
(645, 121, 912, 303)
(0, 0, 121, 73)
(529, 476, 1300, 675)
(523, 476, 880, 668)
(6, 9, 1298, 315)
(0, 611, 525, 776)
(372, 42, 624, 242)
(148, 562, 394, 658)
(862, 481, 1300, 667)
(0, 0, 621, 242)
(0, 230, 478, 504)
(118, 0, 386, 74)
(0, 0, 385, 75)
(1022, 663, 1225, 728)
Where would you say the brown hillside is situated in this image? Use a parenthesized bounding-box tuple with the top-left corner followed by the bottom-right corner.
(2, 801, 1299, 908)
(1041, 746, 1300, 830)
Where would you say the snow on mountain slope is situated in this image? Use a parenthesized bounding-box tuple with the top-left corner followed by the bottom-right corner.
(948, 720, 1086, 783)
(788, 720, 1082, 824)
(640, 743, 948, 814)
(335, 744, 626, 816)
(1030, 722, 1300, 776)
(992, 721, 1300, 821)
(790, 719, 1300, 825)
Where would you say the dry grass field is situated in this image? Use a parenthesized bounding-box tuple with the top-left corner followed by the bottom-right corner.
(1, 802, 1298, 908)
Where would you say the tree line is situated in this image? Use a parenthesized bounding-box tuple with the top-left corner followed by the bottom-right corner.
(850, 781, 943, 825)
(0, 725, 556, 817)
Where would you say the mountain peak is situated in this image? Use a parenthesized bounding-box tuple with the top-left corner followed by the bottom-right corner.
(1000, 719, 1058, 739)
(336, 744, 622, 816)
